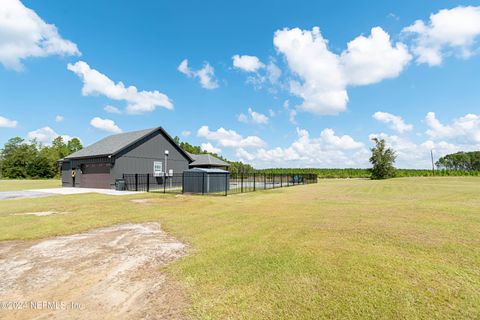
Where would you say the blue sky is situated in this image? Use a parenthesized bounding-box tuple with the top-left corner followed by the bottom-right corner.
(1, 0, 480, 168)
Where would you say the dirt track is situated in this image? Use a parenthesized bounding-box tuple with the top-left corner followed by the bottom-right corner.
(0, 223, 188, 319)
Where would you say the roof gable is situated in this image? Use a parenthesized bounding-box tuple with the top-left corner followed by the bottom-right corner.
(65, 127, 193, 162)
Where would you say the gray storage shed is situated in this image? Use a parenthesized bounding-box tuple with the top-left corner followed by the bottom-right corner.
(183, 168, 229, 194)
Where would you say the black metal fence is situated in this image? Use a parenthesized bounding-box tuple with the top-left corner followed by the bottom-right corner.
(123, 172, 317, 195)
(228, 173, 317, 194)
(123, 173, 183, 193)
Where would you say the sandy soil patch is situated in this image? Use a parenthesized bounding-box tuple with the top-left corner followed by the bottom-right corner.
(13, 211, 63, 217)
(0, 223, 188, 319)
(129, 199, 153, 204)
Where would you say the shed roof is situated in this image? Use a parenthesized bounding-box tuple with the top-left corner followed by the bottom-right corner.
(184, 168, 229, 173)
(187, 153, 230, 167)
(64, 127, 192, 161)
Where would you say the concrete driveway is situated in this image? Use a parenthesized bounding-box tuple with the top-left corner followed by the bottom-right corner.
(0, 188, 140, 201)
(0, 190, 55, 201)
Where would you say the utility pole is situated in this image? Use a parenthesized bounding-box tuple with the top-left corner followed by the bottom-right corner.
(430, 149, 435, 176)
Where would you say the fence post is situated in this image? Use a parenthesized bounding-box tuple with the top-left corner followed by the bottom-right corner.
(253, 173, 256, 191)
(147, 174, 150, 192)
(202, 172, 205, 195)
(241, 173, 244, 193)
(272, 175, 275, 189)
(225, 173, 228, 196)
(264, 174, 266, 190)
(182, 172, 184, 193)
(280, 174, 283, 187)
(164, 172, 166, 193)
(135, 173, 138, 191)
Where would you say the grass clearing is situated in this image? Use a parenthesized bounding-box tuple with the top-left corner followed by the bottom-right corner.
(0, 177, 479, 319)
(0, 179, 61, 191)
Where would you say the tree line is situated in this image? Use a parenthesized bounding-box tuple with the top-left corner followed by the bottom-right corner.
(1, 134, 478, 180)
(259, 140, 480, 179)
(149, 137, 480, 179)
(436, 151, 480, 171)
(257, 168, 480, 178)
(0, 137, 83, 179)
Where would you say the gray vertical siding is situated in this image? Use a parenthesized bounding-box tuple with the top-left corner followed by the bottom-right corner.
(60, 161, 83, 187)
(61, 129, 190, 189)
(183, 171, 229, 193)
(61, 161, 71, 187)
(110, 131, 189, 187)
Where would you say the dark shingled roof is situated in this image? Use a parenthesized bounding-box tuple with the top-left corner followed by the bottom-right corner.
(65, 128, 157, 159)
(187, 152, 230, 167)
(64, 127, 192, 161)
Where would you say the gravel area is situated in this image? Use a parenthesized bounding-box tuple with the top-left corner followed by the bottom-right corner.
(0, 223, 188, 319)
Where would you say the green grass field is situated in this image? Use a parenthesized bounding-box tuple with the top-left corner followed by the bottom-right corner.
(0, 177, 479, 319)
(0, 179, 61, 191)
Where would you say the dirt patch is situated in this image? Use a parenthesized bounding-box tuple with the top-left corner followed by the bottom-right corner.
(0, 223, 189, 319)
(13, 211, 63, 217)
(129, 199, 153, 204)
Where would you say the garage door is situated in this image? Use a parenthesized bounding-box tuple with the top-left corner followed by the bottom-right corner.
(80, 163, 111, 189)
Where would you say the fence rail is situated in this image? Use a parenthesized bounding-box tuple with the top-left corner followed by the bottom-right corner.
(122, 172, 317, 195)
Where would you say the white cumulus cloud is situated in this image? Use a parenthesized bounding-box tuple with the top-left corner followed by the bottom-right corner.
(244, 60, 283, 90)
(319, 128, 365, 150)
(104, 105, 122, 114)
(197, 125, 265, 148)
(178, 59, 219, 89)
(274, 26, 411, 115)
(90, 117, 122, 134)
(55, 115, 64, 122)
(201, 142, 222, 154)
(425, 112, 480, 144)
(238, 107, 269, 124)
(403, 6, 480, 65)
(341, 27, 412, 86)
(274, 26, 348, 115)
(67, 61, 173, 114)
(27, 126, 75, 144)
(0, 116, 18, 128)
(0, 0, 80, 70)
(373, 111, 413, 133)
(235, 128, 367, 168)
(232, 54, 265, 72)
(289, 110, 297, 125)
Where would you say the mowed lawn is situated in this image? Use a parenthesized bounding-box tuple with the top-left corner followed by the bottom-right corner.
(0, 177, 479, 319)
(0, 179, 61, 191)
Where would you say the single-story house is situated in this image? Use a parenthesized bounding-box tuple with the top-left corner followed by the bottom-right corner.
(58, 127, 226, 189)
